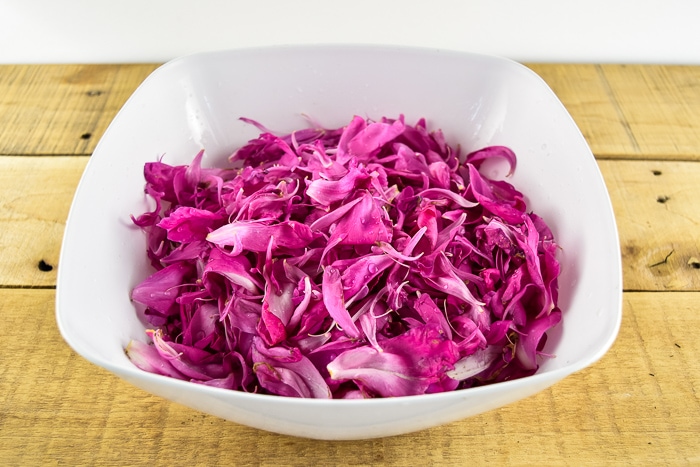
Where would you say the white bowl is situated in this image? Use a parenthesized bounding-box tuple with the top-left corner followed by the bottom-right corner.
(56, 45, 622, 440)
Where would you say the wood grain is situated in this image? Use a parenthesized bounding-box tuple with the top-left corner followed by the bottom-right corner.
(0, 156, 87, 287)
(1, 289, 697, 465)
(598, 160, 700, 291)
(0, 64, 158, 155)
(2, 64, 700, 160)
(599, 65, 700, 159)
(528, 64, 700, 160)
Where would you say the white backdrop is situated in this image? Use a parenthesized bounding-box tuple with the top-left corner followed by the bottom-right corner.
(2, 0, 699, 64)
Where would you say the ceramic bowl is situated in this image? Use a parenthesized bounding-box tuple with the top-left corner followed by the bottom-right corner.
(56, 45, 622, 440)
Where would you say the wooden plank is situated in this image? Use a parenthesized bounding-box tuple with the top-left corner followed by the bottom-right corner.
(599, 65, 700, 159)
(1, 289, 697, 465)
(0, 64, 158, 155)
(527, 64, 700, 160)
(3, 63, 700, 161)
(1, 156, 698, 291)
(0, 156, 87, 287)
(598, 159, 700, 291)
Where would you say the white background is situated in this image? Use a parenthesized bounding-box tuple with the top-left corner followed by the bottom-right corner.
(2, 0, 699, 64)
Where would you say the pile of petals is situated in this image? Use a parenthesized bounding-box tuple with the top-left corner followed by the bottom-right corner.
(127, 115, 562, 399)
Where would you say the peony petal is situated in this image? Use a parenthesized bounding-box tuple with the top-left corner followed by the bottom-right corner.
(322, 266, 361, 339)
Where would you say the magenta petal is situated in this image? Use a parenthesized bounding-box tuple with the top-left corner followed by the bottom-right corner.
(306, 167, 371, 206)
(131, 262, 193, 314)
(322, 266, 361, 338)
(428, 161, 452, 189)
(203, 248, 262, 294)
(158, 206, 224, 243)
(416, 203, 439, 251)
(335, 115, 367, 164)
(514, 216, 556, 317)
(309, 196, 363, 232)
(339, 254, 394, 300)
(148, 329, 228, 381)
(515, 308, 562, 370)
(417, 188, 478, 209)
(423, 253, 485, 311)
(221, 297, 260, 334)
(468, 164, 525, 224)
(197, 373, 237, 390)
(143, 159, 181, 203)
(306, 336, 362, 384)
(230, 132, 298, 167)
(327, 324, 459, 397)
(346, 117, 405, 160)
(465, 145, 517, 177)
(484, 320, 513, 346)
(181, 302, 220, 348)
(125, 339, 184, 378)
(256, 306, 287, 347)
(252, 338, 332, 398)
(359, 312, 381, 351)
(413, 293, 452, 339)
(331, 192, 391, 246)
(207, 220, 315, 254)
(328, 346, 424, 397)
(450, 315, 487, 354)
(160, 240, 208, 265)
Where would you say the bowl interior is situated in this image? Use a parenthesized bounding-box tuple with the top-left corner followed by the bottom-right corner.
(56, 45, 622, 438)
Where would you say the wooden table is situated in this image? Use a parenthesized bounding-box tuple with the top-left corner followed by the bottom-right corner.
(1, 63, 699, 465)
